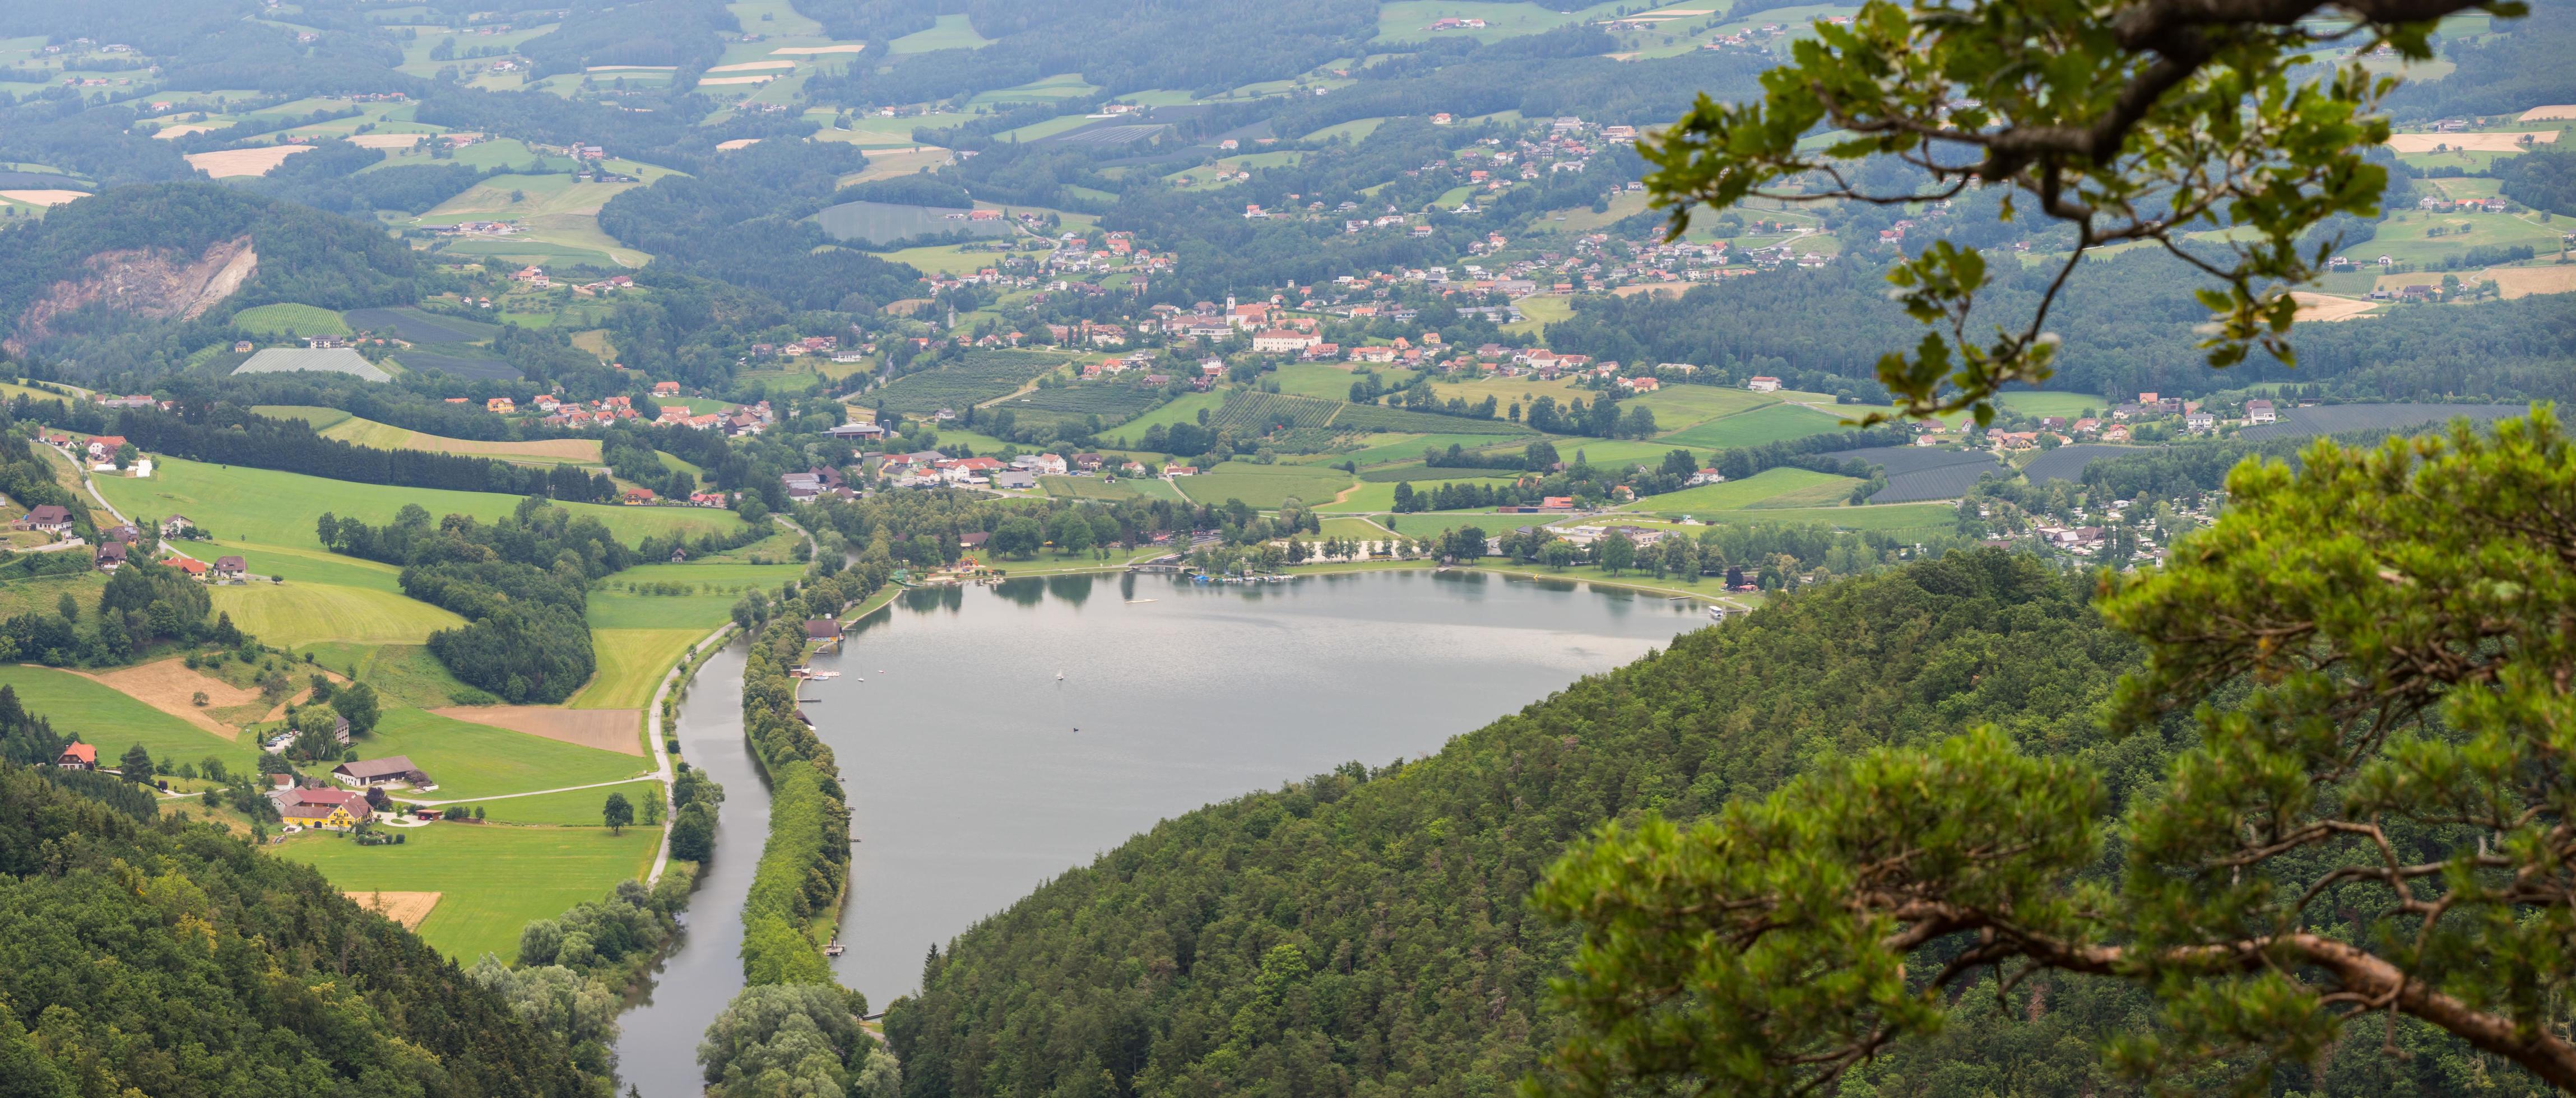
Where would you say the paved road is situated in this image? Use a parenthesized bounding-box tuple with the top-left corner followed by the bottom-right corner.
(644, 621, 737, 886)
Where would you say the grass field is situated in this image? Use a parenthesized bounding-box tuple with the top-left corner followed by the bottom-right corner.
(98, 458, 745, 551)
(298, 642, 492, 708)
(314, 418, 607, 466)
(1099, 390, 1226, 444)
(1556, 439, 1703, 469)
(0, 664, 257, 771)
(1316, 517, 1396, 541)
(589, 564, 799, 629)
(200, 539, 404, 592)
(1631, 385, 1779, 426)
(1373, 0, 1616, 42)
(1617, 501, 1958, 534)
(1303, 117, 1388, 143)
(471, 779, 664, 826)
(890, 12, 994, 52)
(569, 628, 704, 709)
(1660, 403, 1853, 449)
(1501, 294, 1574, 335)
(277, 821, 658, 963)
(364, 706, 647, 799)
(1178, 462, 1356, 509)
(231, 303, 349, 337)
(1995, 391, 2108, 418)
(1633, 467, 1855, 511)
(1320, 476, 1520, 513)
(1041, 475, 1187, 502)
(1270, 363, 1367, 399)
(252, 404, 354, 429)
(210, 581, 466, 648)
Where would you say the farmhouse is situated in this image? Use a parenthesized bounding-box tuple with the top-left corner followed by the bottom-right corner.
(276, 787, 368, 830)
(93, 542, 126, 573)
(54, 742, 95, 770)
(213, 555, 247, 580)
(1746, 375, 1782, 392)
(2246, 399, 2277, 424)
(333, 756, 431, 789)
(18, 505, 71, 534)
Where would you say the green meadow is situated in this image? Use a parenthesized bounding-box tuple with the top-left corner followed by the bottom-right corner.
(1659, 403, 1853, 449)
(231, 303, 349, 337)
(1178, 462, 1356, 509)
(98, 457, 745, 551)
(277, 821, 659, 963)
(0, 664, 257, 771)
(471, 779, 664, 826)
(1627, 466, 1855, 511)
(570, 628, 706, 709)
(361, 706, 647, 799)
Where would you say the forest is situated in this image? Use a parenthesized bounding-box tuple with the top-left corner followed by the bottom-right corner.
(597, 141, 923, 314)
(102, 403, 620, 503)
(0, 762, 601, 1095)
(1540, 252, 2576, 404)
(321, 497, 630, 703)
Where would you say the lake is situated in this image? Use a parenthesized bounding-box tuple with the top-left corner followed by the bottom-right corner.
(805, 569, 1712, 1007)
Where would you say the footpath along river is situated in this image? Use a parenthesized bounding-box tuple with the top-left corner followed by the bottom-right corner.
(797, 568, 1712, 1008)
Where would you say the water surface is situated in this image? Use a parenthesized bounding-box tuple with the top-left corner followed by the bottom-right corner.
(613, 643, 757, 1097)
(807, 570, 1709, 1006)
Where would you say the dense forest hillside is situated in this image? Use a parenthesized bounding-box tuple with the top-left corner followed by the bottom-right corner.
(883, 551, 2152, 1095)
(1541, 250, 2576, 404)
(0, 762, 598, 1096)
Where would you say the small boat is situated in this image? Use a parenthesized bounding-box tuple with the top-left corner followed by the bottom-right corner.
(823, 938, 847, 957)
(1055, 671, 1065, 680)
(1125, 598, 1157, 604)
(804, 670, 841, 680)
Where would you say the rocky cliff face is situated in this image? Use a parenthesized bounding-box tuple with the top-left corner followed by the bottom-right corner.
(5, 234, 257, 353)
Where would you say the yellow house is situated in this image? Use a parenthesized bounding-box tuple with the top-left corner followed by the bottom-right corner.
(277, 788, 368, 831)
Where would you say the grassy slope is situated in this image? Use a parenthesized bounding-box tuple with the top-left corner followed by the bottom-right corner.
(209, 582, 467, 648)
(568, 629, 703, 709)
(363, 706, 647, 799)
(276, 821, 659, 963)
(0, 664, 257, 771)
(98, 457, 742, 551)
(1179, 462, 1356, 509)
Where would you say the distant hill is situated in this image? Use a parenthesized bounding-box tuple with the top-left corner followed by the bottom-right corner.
(0, 182, 420, 355)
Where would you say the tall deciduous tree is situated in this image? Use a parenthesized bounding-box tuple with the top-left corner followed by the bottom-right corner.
(1533, 408, 2576, 1093)
(1636, 0, 2521, 422)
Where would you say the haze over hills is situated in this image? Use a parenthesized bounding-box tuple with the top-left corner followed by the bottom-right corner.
(0, 0, 2568, 1095)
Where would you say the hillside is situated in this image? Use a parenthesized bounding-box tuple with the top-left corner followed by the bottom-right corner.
(883, 551, 2148, 1094)
(0, 761, 598, 1095)
(0, 183, 420, 355)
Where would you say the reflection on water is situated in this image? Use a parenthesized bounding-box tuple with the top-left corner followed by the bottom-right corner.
(805, 570, 1707, 1007)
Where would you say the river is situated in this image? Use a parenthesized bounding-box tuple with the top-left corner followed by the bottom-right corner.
(613, 641, 759, 1097)
(800, 569, 1713, 1008)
